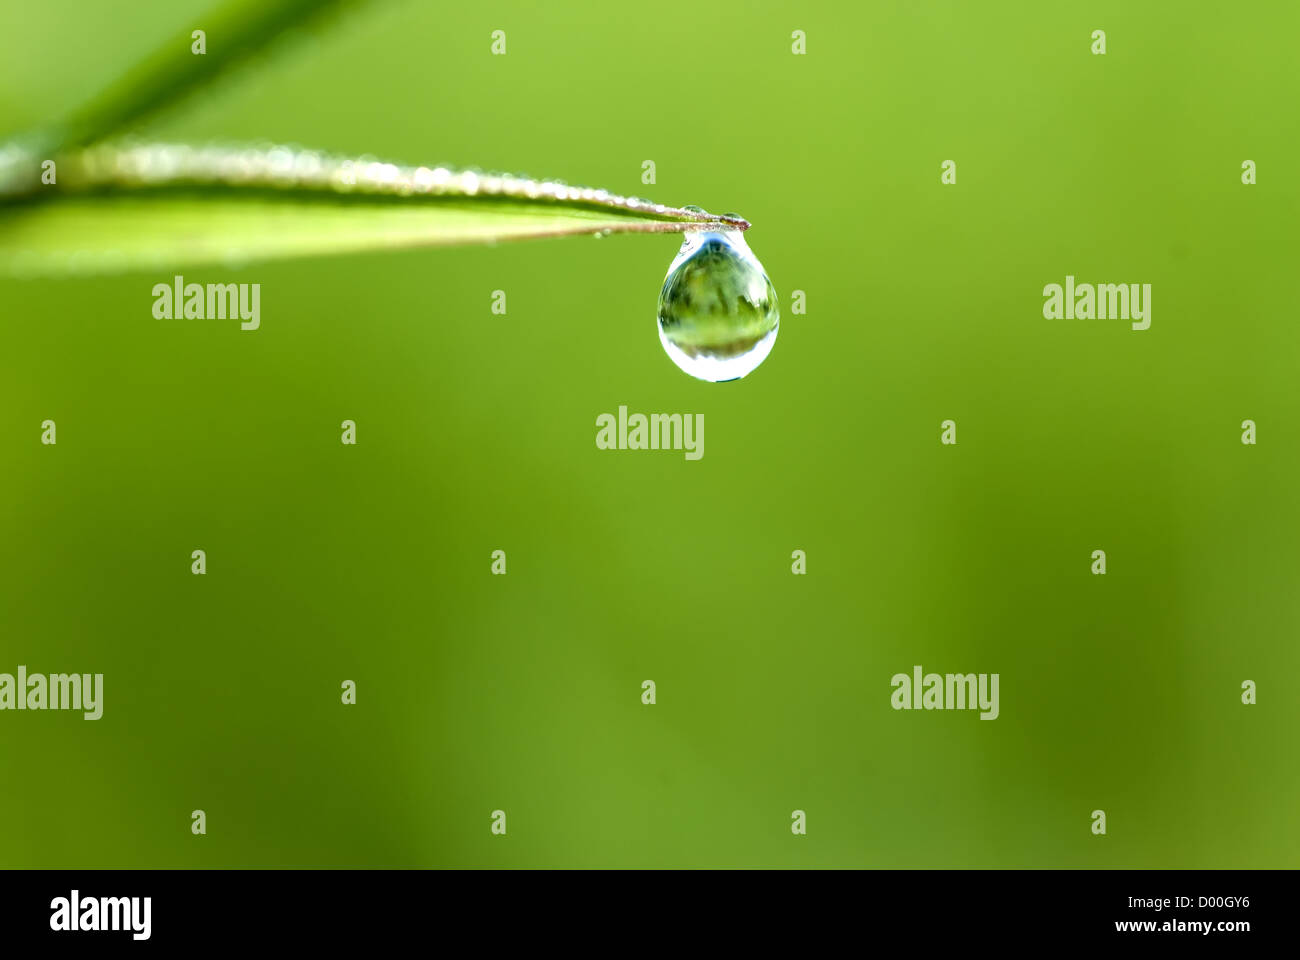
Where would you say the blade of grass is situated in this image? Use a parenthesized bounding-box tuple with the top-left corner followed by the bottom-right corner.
(36, 0, 367, 154)
(0, 142, 750, 276)
(0, 1, 756, 276)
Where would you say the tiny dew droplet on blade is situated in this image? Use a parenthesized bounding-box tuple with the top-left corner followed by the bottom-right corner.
(656, 225, 779, 382)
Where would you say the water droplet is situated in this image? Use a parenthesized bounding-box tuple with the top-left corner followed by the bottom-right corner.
(656, 230, 779, 382)
(681, 203, 706, 214)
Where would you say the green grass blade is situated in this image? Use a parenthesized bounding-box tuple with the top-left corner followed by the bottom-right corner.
(35, 0, 365, 153)
(0, 142, 750, 276)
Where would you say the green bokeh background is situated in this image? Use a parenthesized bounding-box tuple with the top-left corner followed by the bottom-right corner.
(1, 0, 1297, 868)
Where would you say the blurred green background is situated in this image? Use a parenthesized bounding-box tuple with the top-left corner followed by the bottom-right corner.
(1, 0, 1297, 868)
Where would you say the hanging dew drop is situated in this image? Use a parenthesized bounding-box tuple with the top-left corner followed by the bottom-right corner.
(656, 227, 779, 382)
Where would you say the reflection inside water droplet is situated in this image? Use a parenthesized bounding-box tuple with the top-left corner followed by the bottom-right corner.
(656, 229, 779, 382)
